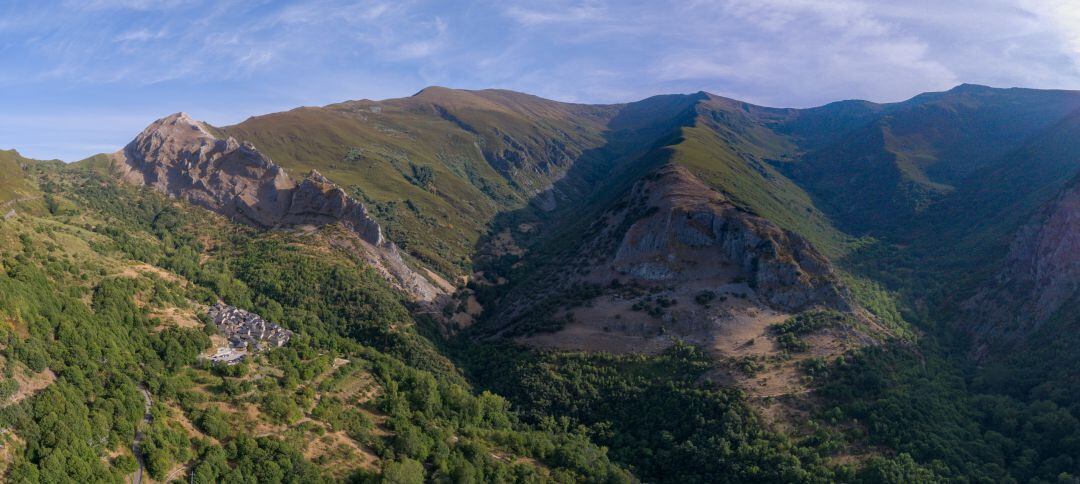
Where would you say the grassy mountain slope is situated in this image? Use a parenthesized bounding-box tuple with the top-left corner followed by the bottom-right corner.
(218, 88, 628, 277)
(22, 83, 1080, 482)
(671, 95, 848, 256)
(218, 87, 852, 282)
(773, 99, 886, 151)
(0, 165, 634, 482)
(928, 107, 1080, 249)
(780, 85, 1080, 233)
(0, 150, 40, 205)
(458, 90, 898, 342)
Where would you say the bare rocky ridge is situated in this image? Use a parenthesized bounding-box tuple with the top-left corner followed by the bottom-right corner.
(512, 164, 869, 398)
(611, 164, 850, 313)
(965, 175, 1080, 356)
(491, 164, 854, 331)
(112, 113, 440, 300)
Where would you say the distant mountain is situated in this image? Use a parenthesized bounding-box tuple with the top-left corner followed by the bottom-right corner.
(778, 84, 1080, 234)
(23, 83, 1079, 482)
(79, 84, 1080, 364)
(216, 87, 703, 278)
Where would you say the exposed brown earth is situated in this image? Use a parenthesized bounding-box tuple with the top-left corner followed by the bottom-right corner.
(608, 164, 850, 312)
(7, 365, 56, 406)
(303, 429, 379, 476)
(150, 306, 203, 332)
(518, 164, 869, 398)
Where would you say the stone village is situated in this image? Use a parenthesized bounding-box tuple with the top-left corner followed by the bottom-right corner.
(203, 302, 291, 364)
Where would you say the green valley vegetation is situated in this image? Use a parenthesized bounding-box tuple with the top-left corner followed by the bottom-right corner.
(0, 169, 631, 482)
(2, 83, 1080, 483)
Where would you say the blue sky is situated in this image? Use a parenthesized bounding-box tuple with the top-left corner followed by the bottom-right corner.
(2, 0, 1079, 161)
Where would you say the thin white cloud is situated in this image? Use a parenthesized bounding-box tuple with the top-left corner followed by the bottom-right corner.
(392, 17, 448, 60)
(503, 2, 606, 26)
(65, 0, 193, 10)
(4, 0, 1080, 160)
(721, 0, 890, 37)
(113, 28, 168, 43)
(4, 0, 452, 86)
(1028, 0, 1080, 62)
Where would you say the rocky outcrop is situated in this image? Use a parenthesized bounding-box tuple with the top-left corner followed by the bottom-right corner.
(612, 165, 850, 312)
(484, 162, 860, 348)
(113, 113, 439, 300)
(965, 175, 1080, 355)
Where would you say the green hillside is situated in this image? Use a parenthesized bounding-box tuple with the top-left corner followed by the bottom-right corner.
(219, 88, 626, 277)
(670, 95, 848, 256)
(0, 165, 635, 482)
(5, 85, 1079, 482)
(0, 150, 39, 205)
(218, 89, 724, 279)
(779, 84, 1080, 234)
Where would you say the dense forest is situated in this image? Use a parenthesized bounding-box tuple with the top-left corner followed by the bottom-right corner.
(0, 172, 633, 483)
(0, 155, 1077, 484)
(2, 83, 1080, 484)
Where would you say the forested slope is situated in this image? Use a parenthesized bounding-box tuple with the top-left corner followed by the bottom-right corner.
(3, 83, 1079, 483)
(0, 166, 632, 482)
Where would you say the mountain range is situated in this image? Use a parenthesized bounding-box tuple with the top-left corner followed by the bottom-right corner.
(1, 83, 1078, 482)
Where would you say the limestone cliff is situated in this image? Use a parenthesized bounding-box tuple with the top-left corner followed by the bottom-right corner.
(486, 163, 858, 342)
(610, 165, 850, 312)
(112, 113, 439, 300)
(965, 175, 1080, 355)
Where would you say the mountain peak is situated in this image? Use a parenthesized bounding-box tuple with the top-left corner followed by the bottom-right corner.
(306, 169, 332, 184)
(948, 83, 994, 93)
(412, 85, 453, 97)
(154, 112, 198, 126)
(112, 113, 441, 301)
(139, 112, 214, 142)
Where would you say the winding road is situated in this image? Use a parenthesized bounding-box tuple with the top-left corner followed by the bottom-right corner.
(132, 386, 152, 484)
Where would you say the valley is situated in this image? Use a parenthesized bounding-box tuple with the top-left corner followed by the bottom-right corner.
(1, 83, 1079, 482)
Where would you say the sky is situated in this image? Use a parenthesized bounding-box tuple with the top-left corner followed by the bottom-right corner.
(2, 0, 1079, 161)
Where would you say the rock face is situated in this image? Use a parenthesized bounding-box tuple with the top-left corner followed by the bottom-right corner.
(612, 165, 850, 313)
(965, 176, 1080, 355)
(113, 113, 439, 300)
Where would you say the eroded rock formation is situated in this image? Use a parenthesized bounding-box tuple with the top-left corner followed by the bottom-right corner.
(112, 113, 439, 300)
(965, 175, 1080, 355)
(612, 165, 850, 312)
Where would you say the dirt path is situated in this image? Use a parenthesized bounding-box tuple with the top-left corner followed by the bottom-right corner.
(0, 195, 40, 210)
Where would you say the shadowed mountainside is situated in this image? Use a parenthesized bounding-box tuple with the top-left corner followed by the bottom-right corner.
(5, 83, 1080, 482)
(72, 83, 1080, 368)
(965, 172, 1080, 356)
(778, 84, 1080, 234)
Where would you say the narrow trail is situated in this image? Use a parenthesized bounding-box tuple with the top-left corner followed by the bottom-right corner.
(132, 386, 152, 484)
(0, 195, 41, 210)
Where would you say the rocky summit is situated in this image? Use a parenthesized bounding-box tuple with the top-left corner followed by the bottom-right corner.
(3, 84, 1080, 483)
(611, 164, 849, 313)
(112, 112, 440, 300)
(8, 2, 1080, 481)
